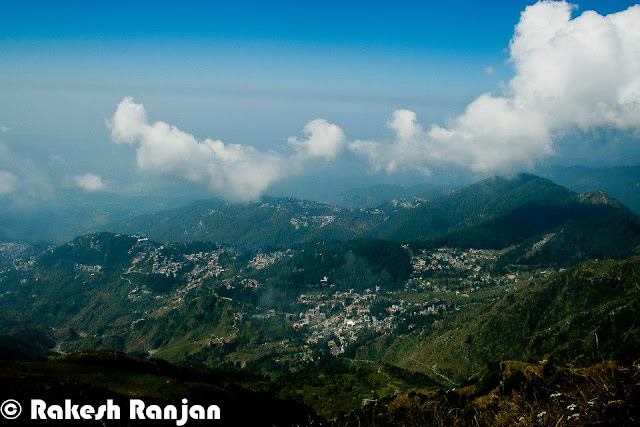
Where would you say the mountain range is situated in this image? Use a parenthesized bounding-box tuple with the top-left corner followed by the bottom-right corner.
(108, 174, 640, 266)
(1, 173, 639, 424)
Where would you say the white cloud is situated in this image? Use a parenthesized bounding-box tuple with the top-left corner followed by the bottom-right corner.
(109, 98, 285, 201)
(508, 1, 640, 130)
(350, 110, 436, 175)
(288, 118, 346, 160)
(109, 98, 147, 144)
(0, 125, 8, 133)
(484, 66, 495, 76)
(73, 173, 106, 192)
(351, 1, 640, 176)
(109, 97, 347, 201)
(108, 2, 640, 192)
(0, 170, 18, 196)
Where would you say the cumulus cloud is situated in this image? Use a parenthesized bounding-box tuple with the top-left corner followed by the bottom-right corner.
(73, 173, 106, 192)
(109, 97, 345, 201)
(0, 170, 18, 196)
(109, 97, 284, 201)
(350, 110, 437, 175)
(351, 1, 640, 175)
(288, 119, 346, 160)
(108, 2, 640, 193)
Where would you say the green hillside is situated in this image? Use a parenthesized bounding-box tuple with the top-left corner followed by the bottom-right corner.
(108, 197, 384, 248)
(107, 175, 640, 267)
(358, 256, 640, 383)
(540, 164, 640, 214)
(1, 175, 639, 424)
(337, 360, 640, 426)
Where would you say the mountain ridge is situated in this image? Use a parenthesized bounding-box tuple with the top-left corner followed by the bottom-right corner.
(105, 174, 640, 267)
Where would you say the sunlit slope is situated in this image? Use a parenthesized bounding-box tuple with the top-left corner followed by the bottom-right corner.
(361, 256, 640, 382)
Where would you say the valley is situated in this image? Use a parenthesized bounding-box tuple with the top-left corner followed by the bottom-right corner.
(0, 174, 639, 423)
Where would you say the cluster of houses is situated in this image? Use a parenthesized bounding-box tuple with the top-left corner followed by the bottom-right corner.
(291, 287, 385, 355)
(248, 250, 291, 270)
(0, 242, 35, 272)
(409, 247, 505, 293)
(75, 263, 103, 274)
(412, 248, 497, 273)
(289, 214, 337, 230)
(126, 241, 228, 281)
(278, 246, 556, 361)
(288, 281, 454, 358)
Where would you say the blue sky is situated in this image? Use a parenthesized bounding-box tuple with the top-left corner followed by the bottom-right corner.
(0, 1, 537, 46)
(3, 1, 634, 45)
(0, 0, 639, 202)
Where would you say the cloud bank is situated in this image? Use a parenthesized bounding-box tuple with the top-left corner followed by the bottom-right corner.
(109, 2, 640, 200)
(350, 1, 640, 175)
(73, 173, 106, 192)
(109, 97, 344, 201)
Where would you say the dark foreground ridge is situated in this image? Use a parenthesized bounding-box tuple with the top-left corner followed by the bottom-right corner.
(0, 350, 326, 426)
(1, 350, 638, 426)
